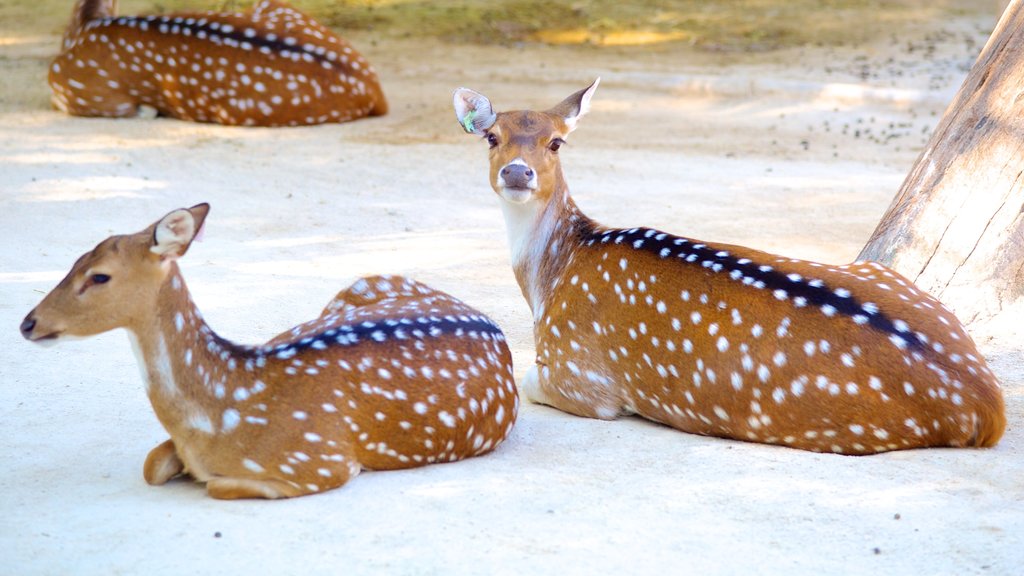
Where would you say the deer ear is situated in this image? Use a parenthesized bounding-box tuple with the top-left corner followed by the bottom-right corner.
(453, 88, 497, 135)
(548, 78, 600, 133)
(151, 203, 210, 260)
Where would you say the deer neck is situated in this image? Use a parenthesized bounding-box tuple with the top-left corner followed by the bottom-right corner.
(125, 264, 249, 438)
(500, 182, 594, 322)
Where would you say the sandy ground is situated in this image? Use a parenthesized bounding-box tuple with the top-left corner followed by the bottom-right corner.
(2, 4, 1022, 575)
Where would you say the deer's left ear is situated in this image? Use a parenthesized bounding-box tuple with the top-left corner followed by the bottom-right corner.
(151, 203, 210, 260)
(549, 78, 600, 133)
(453, 88, 498, 135)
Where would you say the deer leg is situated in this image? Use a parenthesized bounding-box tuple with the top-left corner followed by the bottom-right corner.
(522, 362, 623, 420)
(521, 362, 590, 413)
(206, 462, 359, 499)
(206, 477, 304, 499)
(137, 105, 159, 119)
(143, 439, 185, 485)
(520, 363, 556, 406)
(56, 83, 151, 119)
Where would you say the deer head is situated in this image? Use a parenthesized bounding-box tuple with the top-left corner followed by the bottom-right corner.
(453, 79, 600, 205)
(20, 204, 209, 343)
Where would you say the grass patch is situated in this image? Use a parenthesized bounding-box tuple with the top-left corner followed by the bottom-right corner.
(4, 0, 980, 51)
(312, 0, 972, 50)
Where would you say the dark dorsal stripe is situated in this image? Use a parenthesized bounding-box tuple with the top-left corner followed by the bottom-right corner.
(264, 314, 506, 359)
(89, 16, 343, 68)
(585, 227, 925, 350)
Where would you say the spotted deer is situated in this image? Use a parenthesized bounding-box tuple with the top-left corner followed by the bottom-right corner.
(49, 0, 387, 126)
(20, 204, 517, 498)
(453, 79, 1005, 454)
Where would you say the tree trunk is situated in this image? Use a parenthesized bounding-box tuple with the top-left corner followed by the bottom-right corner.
(858, 0, 1024, 331)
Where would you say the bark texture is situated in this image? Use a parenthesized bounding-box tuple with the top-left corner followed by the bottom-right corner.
(859, 0, 1024, 327)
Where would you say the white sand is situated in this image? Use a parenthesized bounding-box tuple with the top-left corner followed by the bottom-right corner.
(2, 6, 1021, 575)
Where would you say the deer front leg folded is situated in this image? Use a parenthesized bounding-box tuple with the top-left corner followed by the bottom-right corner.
(522, 362, 623, 420)
(206, 452, 361, 499)
(143, 439, 185, 486)
(206, 477, 308, 500)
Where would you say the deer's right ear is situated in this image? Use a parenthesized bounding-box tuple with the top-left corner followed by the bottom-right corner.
(151, 203, 210, 260)
(453, 88, 497, 135)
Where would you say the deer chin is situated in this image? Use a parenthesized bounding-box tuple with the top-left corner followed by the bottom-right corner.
(25, 325, 92, 347)
(27, 331, 65, 347)
(498, 187, 535, 204)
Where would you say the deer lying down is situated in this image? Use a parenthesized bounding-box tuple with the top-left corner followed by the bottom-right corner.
(49, 0, 387, 126)
(453, 79, 1004, 454)
(20, 204, 517, 498)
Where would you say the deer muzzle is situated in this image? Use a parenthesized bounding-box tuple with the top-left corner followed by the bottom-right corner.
(498, 161, 536, 191)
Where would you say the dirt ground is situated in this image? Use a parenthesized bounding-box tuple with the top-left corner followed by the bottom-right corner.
(1, 1, 1021, 574)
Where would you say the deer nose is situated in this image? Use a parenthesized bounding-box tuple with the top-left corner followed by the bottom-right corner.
(20, 314, 36, 339)
(500, 164, 534, 189)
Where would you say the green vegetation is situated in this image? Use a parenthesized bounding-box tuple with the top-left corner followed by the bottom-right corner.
(5, 0, 975, 51)
(310, 0, 970, 50)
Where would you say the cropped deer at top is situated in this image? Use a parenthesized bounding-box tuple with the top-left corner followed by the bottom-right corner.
(20, 204, 517, 499)
(49, 0, 387, 126)
(453, 79, 1005, 454)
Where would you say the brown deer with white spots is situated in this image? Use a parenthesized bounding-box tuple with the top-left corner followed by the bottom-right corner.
(453, 79, 1005, 454)
(20, 204, 516, 498)
(49, 0, 387, 126)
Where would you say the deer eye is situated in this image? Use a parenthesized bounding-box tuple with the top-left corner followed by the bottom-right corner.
(486, 133, 499, 148)
(548, 138, 565, 152)
(78, 273, 111, 295)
